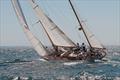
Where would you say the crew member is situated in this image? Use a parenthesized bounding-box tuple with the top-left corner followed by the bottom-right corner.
(81, 43, 86, 52)
(76, 43, 80, 49)
(72, 43, 80, 53)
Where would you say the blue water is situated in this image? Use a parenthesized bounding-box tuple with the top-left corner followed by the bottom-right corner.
(0, 46, 120, 80)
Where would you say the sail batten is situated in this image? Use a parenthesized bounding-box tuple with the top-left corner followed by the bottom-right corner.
(29, 0, 76, 48)
(11, 0, 48, 57)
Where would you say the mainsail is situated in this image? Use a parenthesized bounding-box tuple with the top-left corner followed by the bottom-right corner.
(11, 0, 48, 57)
(69, 0, 103, 49)
(29, 0, 76, 48)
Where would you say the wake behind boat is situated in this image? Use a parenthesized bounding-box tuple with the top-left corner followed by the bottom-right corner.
(11, 0, 107, 62)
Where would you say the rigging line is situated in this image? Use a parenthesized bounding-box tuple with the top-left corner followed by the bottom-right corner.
(68, 0, 92, 48)
(40, 0, 50, 17)
(51, 1, 78, 43)
(44, 0, 70, 27)
(83, 21, 104, 48)
(30, 19, 49, 47)
(29, 0, 51, 46)
(43, 1, 60, 26)
(68, 0, 86, 43)
(43, 1, 76, 46)
(31, 20, 40, 27)
(38, 20, 57, 51)
(57, 1, 71, 21)
(75, 26, 81, 42)
(76, 20, 88, 39)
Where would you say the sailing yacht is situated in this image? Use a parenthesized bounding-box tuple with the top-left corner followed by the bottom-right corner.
(11, 0, 107, 61)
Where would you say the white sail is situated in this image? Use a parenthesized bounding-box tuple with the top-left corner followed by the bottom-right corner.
(69, 0, 103, 49)
(29, 0, 76, 47)
(81, 22, 103, 48)
(11, 0, 48, 57)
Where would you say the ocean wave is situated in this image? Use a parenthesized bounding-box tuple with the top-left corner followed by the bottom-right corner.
(63, 61, 83, 66)
(36, 58, 47, 62)
(113, 52, 120, 56)
(0, 46, 120, 80)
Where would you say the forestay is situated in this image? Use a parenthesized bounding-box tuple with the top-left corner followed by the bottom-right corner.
(11, 0, 48, 57)
(69, 0, 103, 49)
(29, 0, 76, 47)
(81, 22, 103, 48)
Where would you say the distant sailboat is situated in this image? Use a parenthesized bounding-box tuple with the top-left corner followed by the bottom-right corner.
(11, 0, 107, 61)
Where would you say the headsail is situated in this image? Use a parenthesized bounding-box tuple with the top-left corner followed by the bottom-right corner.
(11, 0, 48, 57)
(69, 0, 103, 49)
(81, 22, 103, 48)
(29, 0, 76, 48)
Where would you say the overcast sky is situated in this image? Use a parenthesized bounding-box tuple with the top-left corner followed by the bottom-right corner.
(0, 0, 120, 46)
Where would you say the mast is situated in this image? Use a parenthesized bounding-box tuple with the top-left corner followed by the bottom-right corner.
(38, 20, 58, 51)
(28, 0, 76, 48)
(68, 0, 92, 48)
(11, 0, 48, 57)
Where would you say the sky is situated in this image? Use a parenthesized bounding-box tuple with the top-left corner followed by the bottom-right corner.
(0, 0, 120, 46)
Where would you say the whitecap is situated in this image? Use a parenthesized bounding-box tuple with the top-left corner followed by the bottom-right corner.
(12, 77, 18, 80)
(113, 52, 120, 56)
(107, 60, 120, 64)
(12, 76, 29, 80)
(37, 58, 47, 62)
(63, 61, 83, 66)
(114, 77, 120, 80)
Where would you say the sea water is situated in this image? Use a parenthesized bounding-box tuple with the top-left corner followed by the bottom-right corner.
(0, 46, 120, 80)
